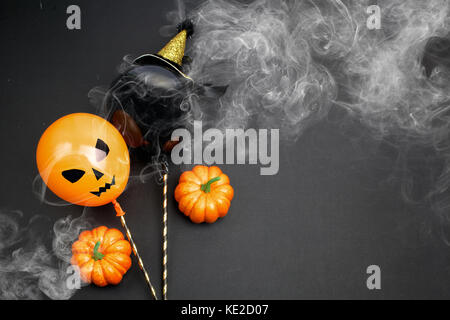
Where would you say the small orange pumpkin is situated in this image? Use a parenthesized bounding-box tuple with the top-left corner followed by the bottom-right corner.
(71, 226, 132, 287)
(174, 165, 234, 223)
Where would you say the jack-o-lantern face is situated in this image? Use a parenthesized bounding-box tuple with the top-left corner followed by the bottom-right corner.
(36, 113, 130, 207)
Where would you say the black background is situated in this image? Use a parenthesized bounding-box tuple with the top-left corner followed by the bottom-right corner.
(1, 0, 450, 300)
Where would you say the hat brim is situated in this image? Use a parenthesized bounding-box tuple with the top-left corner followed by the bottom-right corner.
(132, 54, 192, 81)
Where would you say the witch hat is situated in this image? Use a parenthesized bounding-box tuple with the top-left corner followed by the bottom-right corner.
(158, 20, 193, 66)
(133, 20, 194, 78)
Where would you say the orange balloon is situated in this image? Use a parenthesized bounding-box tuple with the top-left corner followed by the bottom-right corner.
(36, 113, 130, 207)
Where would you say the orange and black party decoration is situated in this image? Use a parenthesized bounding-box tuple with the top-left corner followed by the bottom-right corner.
(36, 113, 130, 207)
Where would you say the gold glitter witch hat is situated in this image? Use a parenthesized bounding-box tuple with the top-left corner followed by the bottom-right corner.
(133, 20, 193, 78)
(158, 28, 189, 66)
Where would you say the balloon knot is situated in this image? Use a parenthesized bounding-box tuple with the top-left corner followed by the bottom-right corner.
(112, 199, 126, 216)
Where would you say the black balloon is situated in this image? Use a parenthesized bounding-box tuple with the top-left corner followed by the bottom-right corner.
(104, 20, 227, 157)
(106, 54, 193, 156)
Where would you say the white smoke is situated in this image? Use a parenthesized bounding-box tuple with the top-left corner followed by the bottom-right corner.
(0, 210, 91, 300)
(178, 0, 450, 236)
(184, 0, 337, 139)
(182, 0, 450, 135)
(338, 0, 450, 135)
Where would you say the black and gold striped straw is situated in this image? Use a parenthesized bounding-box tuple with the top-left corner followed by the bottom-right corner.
(162, 164, 169, 300)
(120, 214, 159, 300)
(112, 199, 159, 300)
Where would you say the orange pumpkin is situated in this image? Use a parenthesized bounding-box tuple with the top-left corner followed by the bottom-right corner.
(71, 226, 132, 287)
(174, 165, 234, 223)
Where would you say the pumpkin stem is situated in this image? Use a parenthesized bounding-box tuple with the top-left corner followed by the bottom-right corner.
(200, 176, 221, 193)
(92, 241, 104, 261)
